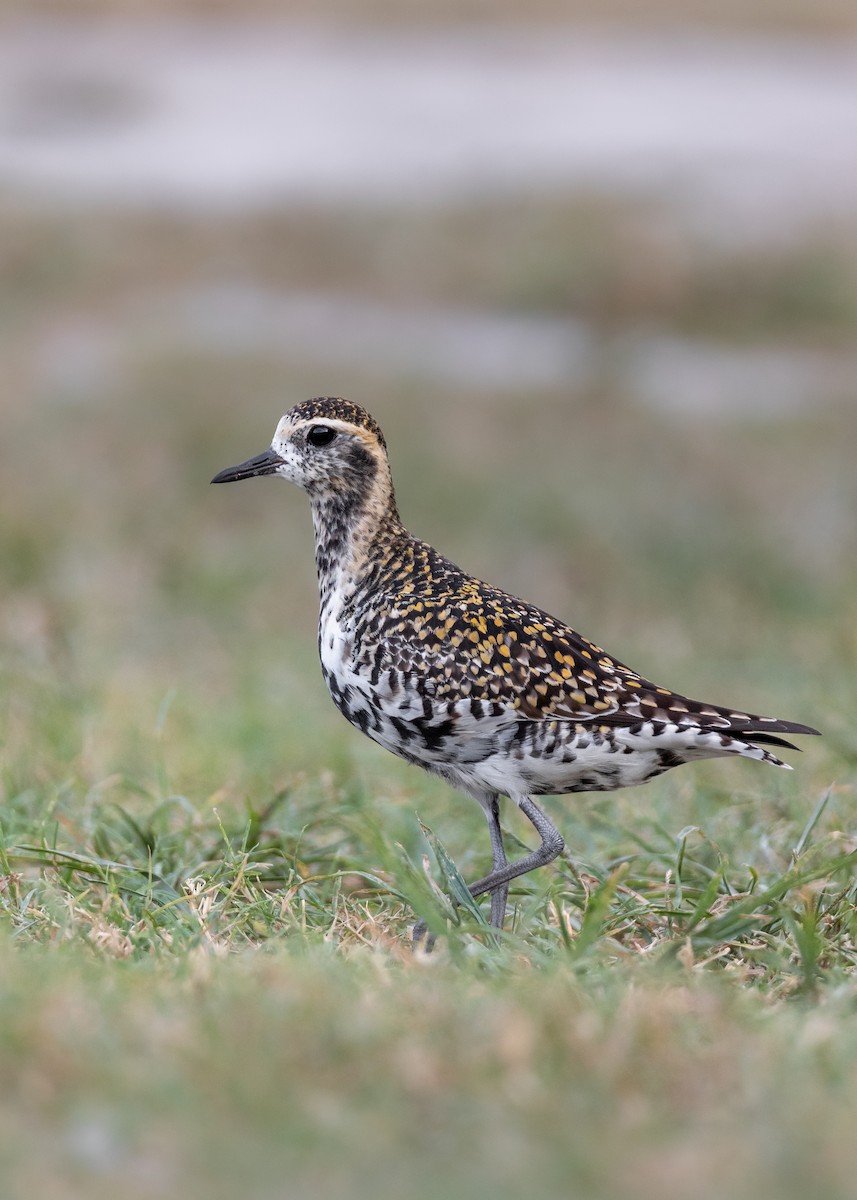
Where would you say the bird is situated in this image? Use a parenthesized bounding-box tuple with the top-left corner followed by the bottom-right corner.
(211, 397, 820, 940)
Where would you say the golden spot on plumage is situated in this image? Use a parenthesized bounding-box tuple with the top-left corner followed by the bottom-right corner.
(625, 679, 641, 688)
(593, 699, 611, 711)
(656, 687, 671, 695)
(534, 682, 549, 696)
(498, 643, 511, 658)
(570, 690, 586, 705)
(560, 667, 572, 680)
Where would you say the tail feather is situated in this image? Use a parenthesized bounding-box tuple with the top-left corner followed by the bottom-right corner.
(705, 719, 819, 769)
(657, 720, 818, 772)
(742, 719, 821, 739)
(742, 731, 803, 753)
(722, 737, 793, 770)
(733, 719, 820, 758)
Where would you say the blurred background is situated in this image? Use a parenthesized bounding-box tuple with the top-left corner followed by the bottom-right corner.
(1, 7, 856, 1197)
(1, 0, 855, 819)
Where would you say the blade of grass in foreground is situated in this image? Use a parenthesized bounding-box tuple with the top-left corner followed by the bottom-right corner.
(419, 821, 485, 925)
(685, 849, 857, 950)
(563, 865, 628, 960)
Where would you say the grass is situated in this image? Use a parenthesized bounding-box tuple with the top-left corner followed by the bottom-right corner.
(0, 189, 855, 1197)
(1, 705, 853, 984)
(5, 203, 857, 345)
(1, 945, 856, 1200)
(3, 946, 857, 1200)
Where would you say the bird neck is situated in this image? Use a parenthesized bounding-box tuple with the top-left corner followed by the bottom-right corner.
(310, 462, 403, 612)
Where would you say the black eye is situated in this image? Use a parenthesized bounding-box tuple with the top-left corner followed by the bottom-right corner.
(307, 425, 337, 448)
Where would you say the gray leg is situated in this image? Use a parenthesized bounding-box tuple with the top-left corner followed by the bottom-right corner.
(484, 794, 509, 928)
(467, 797, 564, 900)
(412, 796, 563, 949)
(412, 792, 506, 949)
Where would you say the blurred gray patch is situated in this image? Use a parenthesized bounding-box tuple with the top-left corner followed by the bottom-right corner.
(0, 24, 855, 241)
(5, 69, 151, 138)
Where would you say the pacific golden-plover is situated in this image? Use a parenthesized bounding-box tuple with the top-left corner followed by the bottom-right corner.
(212, 398, 819, 939)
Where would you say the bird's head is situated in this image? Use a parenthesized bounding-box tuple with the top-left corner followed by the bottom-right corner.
(211, 398, 392, 507)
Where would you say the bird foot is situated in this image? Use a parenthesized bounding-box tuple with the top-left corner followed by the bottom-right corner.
(411, 919, 437, 954)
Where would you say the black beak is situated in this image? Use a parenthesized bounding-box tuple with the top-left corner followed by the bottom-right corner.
(210, 447, 283, 484)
